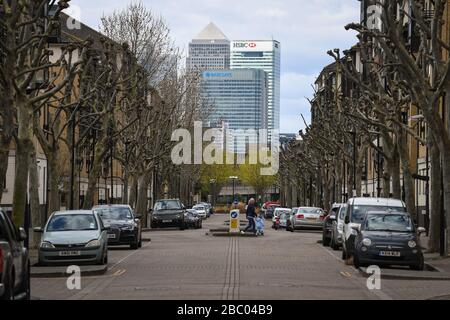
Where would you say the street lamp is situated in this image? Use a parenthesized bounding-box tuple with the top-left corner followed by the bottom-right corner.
(209, 179, 216, 206)
(229, 176, 238, 208)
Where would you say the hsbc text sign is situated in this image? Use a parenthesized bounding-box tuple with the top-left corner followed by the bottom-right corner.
(233, 42, 257, 49)
(231, 41, 276, 52)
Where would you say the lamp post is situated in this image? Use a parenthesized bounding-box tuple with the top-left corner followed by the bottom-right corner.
(229, 176, 238, 208)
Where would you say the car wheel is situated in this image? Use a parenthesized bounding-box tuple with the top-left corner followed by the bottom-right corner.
(130, 237, 139, 250)
(138, 233, 143, 248)
(1, 270, 14, 300)
(322, 232, 330, 247)
(410, 257, 424, 271)
(342, 247, 347, 260)
(353, 253, 361, 269)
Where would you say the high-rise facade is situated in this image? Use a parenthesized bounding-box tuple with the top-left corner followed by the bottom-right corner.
(201, 69, 268, 153)
(230, 40, 281, 133)
(187, 23, 230, 71)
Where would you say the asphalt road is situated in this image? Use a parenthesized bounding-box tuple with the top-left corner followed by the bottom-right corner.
(31, 214, 450, 300)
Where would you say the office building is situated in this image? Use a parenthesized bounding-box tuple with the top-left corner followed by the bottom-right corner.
(231, 40, 281, 134)
(187, 23, 230, 71)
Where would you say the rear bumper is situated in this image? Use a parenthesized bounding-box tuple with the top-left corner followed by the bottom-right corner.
(293, 220, 324, 229)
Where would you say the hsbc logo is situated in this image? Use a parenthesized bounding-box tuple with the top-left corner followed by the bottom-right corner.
(233, 42, 257, 49)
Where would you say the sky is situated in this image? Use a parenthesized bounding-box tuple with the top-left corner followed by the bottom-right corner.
(71, 0, 360, 134)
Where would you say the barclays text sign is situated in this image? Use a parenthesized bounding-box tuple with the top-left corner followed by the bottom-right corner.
(203, 72, 233, 78)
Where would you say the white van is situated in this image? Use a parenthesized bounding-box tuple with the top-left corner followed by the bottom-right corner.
(342, 198, 406, 260)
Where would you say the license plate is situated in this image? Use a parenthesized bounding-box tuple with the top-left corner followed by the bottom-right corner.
(163, 220, 173, 223)
(108, 234, 116, 239)
(379, 251, 401, 257)
(59, 251, 81, 257)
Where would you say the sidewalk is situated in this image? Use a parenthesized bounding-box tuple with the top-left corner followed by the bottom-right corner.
(421, 235, 450, 273)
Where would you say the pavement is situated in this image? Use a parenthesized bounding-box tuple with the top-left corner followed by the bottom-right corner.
(30, 214, 450, 300)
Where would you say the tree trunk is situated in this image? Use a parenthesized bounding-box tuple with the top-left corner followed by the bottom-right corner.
(129, 174, 138, 208)
(136, 172, 151, 226)
(398, 131, 416, 215)
(390, 155, 401, 200)
(12, 102, 33, 227)
(429, 141, 441, 253)
(0, 144, 10, 204)
(29, 147, 42, 249)
(441, 144, 450, 254)
(382, 167, 391, 199)
(83, 142, 108, 209)
(47, 154, 61, 214)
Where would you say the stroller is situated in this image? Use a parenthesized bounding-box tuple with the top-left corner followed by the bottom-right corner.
(255, 215, 265, 236)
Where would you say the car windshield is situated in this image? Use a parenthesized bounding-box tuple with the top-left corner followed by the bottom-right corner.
(351, 205, 405, 223)
(47, 214, 98, 232)
(275, 209, 291, 216)
(298, 208, 321, 214)
(364, 214, 414, 233)
(193, 206, 205, 210)
(154, 200, 182, 211)
(95, 207, 132, 220)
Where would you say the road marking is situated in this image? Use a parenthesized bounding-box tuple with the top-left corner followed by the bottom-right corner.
(318, 243, 394, 300)
(222, 237, 240, 300)
(110, 242, 151, 271)
(113, 269, 127, 276)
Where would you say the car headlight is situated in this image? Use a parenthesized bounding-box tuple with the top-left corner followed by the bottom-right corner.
(40, 241, 55, 249)
(408, 240, 417, 248)
(121, 225, 134, 230)
(362, 238, 372, 246)
(85, 240, 101, 248)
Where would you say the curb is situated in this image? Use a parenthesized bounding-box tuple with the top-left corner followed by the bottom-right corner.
(358, 265, 450, 281)
(31, 264, 108, 278)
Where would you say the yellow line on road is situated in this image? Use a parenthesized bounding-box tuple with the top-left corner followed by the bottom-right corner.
(113, 269, 127, 276)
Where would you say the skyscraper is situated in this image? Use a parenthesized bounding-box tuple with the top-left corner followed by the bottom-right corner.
(201, 69, 268, 153)
(187, 23, 230, 71)
(230, 40, 281, 134)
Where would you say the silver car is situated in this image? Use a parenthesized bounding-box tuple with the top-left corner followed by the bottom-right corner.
(290, 207, 325, 230)
(330, 204, 347, 250)
(35, 210, 108, 266)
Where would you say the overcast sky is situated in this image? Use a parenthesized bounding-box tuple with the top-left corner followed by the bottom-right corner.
(71, 0, 360, 134)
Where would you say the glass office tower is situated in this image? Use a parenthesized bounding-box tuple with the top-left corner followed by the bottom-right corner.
(201, 69, 268, 153)
(230, 40, 281, 134)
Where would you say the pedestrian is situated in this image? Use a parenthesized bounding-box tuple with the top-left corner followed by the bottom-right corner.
(255, 213, 265, 236)
(243, 198, 256, 234)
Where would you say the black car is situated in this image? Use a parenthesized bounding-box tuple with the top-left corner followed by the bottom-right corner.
(353, 211, 425, 270)
(151, 199, 186, 230)
(0, 209, 30, 300)
(93, 205, 142, 250)
(184, 210, 202, 229)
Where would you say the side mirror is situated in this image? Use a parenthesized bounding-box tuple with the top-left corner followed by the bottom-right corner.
(351, 225, 360, 233)
(102, 226, 110, 232)
(18, 227, 27, 241)
(417, 227, 426, 235)
(33, 227, 44, 233)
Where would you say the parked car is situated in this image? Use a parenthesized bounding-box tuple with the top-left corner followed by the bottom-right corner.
(199, 202, 214, 216)
(35, 210, 108, 266)
(342, 198, 406, 260)
(93, 205, 142, 250)
(0, 209, 30, 300)
(150, 199, 186, 230)
(184, 210, 203, 229)
(192, 204, 208, 220)
(322, 206, 341, 246)
(272, 208, 292, 224)
(353, 211, 426, 270)
(265, 204, 281, 219)
(289, 207, 325, 231)
(279, 210, 293, 229)
(330, 204, 347, 250)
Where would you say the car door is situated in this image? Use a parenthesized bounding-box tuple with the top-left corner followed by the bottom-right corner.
(3, 213, 23, 287)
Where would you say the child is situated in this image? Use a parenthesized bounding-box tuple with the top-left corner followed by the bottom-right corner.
(255, 213, 265, 236)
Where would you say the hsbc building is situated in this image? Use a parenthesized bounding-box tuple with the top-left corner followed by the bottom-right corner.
(231, 40, 281, 134)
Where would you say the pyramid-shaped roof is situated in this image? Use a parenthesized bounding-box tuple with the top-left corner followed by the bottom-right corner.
(194, 22, 228, 41)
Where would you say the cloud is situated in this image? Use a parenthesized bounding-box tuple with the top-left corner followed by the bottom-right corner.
(72, 0, 360, 133)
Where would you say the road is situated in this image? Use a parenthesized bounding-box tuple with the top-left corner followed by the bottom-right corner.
(31, 214, 450, 300)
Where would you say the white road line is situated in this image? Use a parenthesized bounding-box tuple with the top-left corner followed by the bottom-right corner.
(109, 242, 151, 271)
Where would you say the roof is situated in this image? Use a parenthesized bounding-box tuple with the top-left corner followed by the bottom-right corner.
(194, 22, 228, 40)
(348, 198, 406, 207)
(58, 12, 106, 50)
(53, 210, 94, 216)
